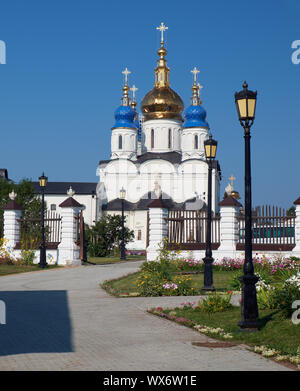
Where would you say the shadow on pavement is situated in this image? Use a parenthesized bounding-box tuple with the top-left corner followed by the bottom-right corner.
(0, 291, 73, 356)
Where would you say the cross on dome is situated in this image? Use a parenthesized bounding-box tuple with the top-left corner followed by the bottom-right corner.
(130, 85, 138, 101)
(122, 67, 131, 86)
(156, 22, 168, 44)
(191, 67, 200, 84)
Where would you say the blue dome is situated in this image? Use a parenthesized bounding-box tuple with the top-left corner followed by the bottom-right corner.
(183, 104, 209, 129)
(113, 105, 136, 129)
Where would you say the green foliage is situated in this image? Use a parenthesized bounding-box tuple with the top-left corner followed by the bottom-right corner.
(18, 249, 35, 265)
(286, 206, 296, 217)
(85, 214, 134, 257)
(0, 178, 43, 247)
(228, 272, 242, 290)
(196, 292, 233, 313)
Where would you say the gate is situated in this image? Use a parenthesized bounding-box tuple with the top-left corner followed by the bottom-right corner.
(75, 210, 87, 262)
(237, 205, 295, 251)
(166, 210, 220, 250)
(16, 211, 61, 249)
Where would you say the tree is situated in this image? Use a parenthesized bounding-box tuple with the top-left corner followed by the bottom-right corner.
(0, 178, 43, 240)
(287, 206, 296, 217)
(85, 214, 134, 257)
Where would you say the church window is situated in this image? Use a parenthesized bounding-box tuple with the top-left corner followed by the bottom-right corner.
(168, 128, 172, 148)
(118, 135, 122, 149)
(137, 229, 142, 240)
(151, 129, 154, 149)
(194, 135, 198, 149)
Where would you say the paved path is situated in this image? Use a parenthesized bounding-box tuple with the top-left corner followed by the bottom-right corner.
(0, 262, 290, 371)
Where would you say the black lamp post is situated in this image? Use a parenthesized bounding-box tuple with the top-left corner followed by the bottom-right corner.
(38, 172, 48, 268)
(235, 81, 259, 330)
(120, 187, 126, 260)
(203, 134, 217, 291)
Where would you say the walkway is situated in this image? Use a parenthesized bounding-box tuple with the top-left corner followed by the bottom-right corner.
(0, 261, 290, 371)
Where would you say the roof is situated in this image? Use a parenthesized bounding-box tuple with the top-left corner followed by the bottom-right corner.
(103, 191, 207, 211)
(294, 197, 300, 205)
(99, 152, 182, 166)
(219, 195, 242, 207)
(59, 197, 83, 208)
(2, 200, 24, 210)
(32, 182, 97, 195)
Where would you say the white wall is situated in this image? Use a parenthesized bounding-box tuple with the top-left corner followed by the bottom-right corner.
(42, 194, 97, 227)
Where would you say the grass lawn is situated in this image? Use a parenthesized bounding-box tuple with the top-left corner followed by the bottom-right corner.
(0, 264, 59, 277)
(150, 306, 300, 358)
(101, 270, 236, 297)
(88, 255, 145, 265)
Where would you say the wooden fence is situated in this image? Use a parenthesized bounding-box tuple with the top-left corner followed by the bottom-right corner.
(166, 210, 220, 250)
(237, 205, 295, 251)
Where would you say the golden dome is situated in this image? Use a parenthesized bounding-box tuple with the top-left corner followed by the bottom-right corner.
(141, 24, 184, 121)
(141, 86, 184, 121)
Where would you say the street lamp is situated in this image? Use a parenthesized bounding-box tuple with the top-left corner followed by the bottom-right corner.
(235, 81, 259, 330)
(203, 134, 217, 291)
(120, 187, 126, 260)
(38, 172, 48, 268)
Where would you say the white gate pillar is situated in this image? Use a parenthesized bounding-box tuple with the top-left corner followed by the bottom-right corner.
(292, 197, 300, 257)
(58, 194, 83, 266)
(2, 192, 23, 251)
(217, 196, 241, 259)
(146, 198, 168, 261)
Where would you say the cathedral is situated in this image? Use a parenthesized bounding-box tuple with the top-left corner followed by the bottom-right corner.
(96, 23, 221, 250)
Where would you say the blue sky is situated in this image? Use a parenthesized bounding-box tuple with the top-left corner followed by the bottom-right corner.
(0, 0, 299, 209)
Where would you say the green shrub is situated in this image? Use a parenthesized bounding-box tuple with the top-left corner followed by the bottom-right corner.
(18, 249, 35, 266)
(196, 292, 233, 313)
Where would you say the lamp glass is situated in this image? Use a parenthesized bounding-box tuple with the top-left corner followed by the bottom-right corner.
(120, 187, 126, 199)
(39, 174, 48, 188)
(204, 139, 217, 159)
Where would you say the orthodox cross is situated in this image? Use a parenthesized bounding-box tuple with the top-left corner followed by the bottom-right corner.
(122, 67, 131, 86)
(229, 175, 236, 187)
(191, 67, 200, 84)
(67, 186, 75, 197)
(130, 85, 138, 101)
(156, 22, 168, 44)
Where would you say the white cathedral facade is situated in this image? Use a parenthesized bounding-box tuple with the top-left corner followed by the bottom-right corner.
(96, 23, 221, 250)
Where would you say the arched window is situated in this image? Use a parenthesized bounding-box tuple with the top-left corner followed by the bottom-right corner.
(118, 135, 122, 149)
(168, 128, 172, 149)
(151, 129, 154, 149)
(194, 134, 198, 149)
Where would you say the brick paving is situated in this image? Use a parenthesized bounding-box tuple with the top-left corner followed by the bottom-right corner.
(0, 261, 291, 371)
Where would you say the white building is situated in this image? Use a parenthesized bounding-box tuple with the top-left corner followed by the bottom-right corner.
(96, 24, 221, 250)
(32, 181, 98, 226)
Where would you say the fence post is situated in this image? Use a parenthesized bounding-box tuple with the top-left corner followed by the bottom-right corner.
(2, 193, 23, 252)
(146, 198, 168, 261)
(217, 196, 241, 259)
(57, 195, 83, 266)
(292, 197, 300, 257)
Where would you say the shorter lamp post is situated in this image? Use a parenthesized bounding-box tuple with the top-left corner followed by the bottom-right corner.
(203, 134, 217, 291)
(120, 187, 126, 260)
(39, 172, 48, 268)
(235, 81, 259, 329)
